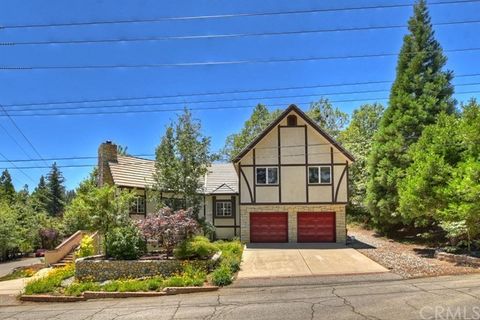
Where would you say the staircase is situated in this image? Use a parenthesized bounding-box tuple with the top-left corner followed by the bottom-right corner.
(51, 249, 76, 268)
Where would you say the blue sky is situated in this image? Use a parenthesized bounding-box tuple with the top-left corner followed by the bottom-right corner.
(1, 0, 480, 190)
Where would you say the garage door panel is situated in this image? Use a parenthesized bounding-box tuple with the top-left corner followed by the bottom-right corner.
(297, 212, 335, 243)
(250, 212, 288, 243)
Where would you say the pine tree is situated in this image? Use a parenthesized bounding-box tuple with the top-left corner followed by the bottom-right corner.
(46, 163, 66, 216)
(366, 0, 455, 232)
(31, 175, 50, 213)
(0, 169, 15, 205)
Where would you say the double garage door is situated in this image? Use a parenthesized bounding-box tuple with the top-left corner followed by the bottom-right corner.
(250, 212, 336, 243)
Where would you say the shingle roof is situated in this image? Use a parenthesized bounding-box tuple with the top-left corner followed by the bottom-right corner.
(204, 163, 238, 194)
(109, 155, 156, 188)
(109, 156, 238, 194)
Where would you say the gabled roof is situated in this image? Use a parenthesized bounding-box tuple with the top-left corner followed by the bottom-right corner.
(109, 155, 237, 194)
(232, 104, 355, 163)
(204, 163, 238, 194)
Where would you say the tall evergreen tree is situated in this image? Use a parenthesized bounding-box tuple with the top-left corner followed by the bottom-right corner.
(0, 169, 15, 205)
(366, 0, 455, 232)
(31, 175, 50, 213)
(46, 163, 66, 216)
(154, 108, 211, 212)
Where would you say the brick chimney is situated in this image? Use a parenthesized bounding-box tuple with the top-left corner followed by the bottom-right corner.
(98, 140, 117, 186)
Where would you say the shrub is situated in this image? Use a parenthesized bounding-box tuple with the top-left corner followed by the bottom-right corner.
(76, 235, 95, 258)
(24, 264, 74, 295)
(138, 208, 200, 257)
(174, 236, 218, 259)
(211, 263, 232, 286)
(105, 225, 146, 260)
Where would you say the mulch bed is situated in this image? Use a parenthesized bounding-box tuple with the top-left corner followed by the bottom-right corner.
(348, 225, 480, 279)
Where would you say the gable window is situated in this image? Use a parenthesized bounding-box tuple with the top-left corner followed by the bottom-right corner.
(256, 167, 278, 185)
(215, 201, 233, 217)
(131, 195, 146, 214)
(308, 166, 331, 184)
(287, 114, 298, 126)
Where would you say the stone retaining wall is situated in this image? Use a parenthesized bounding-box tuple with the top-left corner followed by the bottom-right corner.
(76, 254, 219, 282)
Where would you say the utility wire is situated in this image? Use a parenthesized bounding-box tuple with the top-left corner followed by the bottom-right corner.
(3, 73, 480, 109)
(0, 105, 49, 166)
(0, 151, 36, 183)
(2, 47, 480, 70)
(2, 19, 480, 46)
(5, 82, 480, 113)
(1, 0, 478, 29)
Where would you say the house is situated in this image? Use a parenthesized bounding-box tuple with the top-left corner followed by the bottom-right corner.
(98, 104, 354, 243)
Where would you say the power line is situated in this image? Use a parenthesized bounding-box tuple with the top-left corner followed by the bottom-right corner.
(0, 97, 391, 117)
(3, 73, 480, 109)
(0, 151, 36, 183)
(5, 81, 480, 114)
(2, 0, 479, 29)
(2, 47, 480, 70)
(0, 121, 33, 159)
(2, 19, 480, 46)
(0, 105, 49, 166)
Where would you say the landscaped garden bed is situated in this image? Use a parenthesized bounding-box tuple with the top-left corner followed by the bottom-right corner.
(21, 238, 243, 300)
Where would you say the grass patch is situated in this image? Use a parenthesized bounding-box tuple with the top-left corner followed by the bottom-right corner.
(24, 264, 74, 295)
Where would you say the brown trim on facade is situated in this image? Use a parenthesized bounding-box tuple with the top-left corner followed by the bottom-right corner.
(212, 196, 216, 226)
(232, 104, 355, 163)
(330, 148, 335, 202)
(346, 160, 350, 203)
(278, 124, 307, 128)
(252, 149, 256, 203)
(334, 165, 348, 203)
(240, 201, 348, 205)
(215, 225, 241, 228)
(277, 126, 282, 202)
(239, 167, 254, 203)
(240, 162, 348, 167)
(232, 195, 237, 236)
(304, 125, 309, 203)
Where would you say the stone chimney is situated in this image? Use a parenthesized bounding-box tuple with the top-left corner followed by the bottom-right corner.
(98, 140, 117, 186)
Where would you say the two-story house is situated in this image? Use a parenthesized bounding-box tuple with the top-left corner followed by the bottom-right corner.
(98, 104, 353, 243)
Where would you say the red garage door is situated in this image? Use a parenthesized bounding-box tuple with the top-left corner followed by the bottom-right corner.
(297, 212, 336, 243)
(250, 212, 288, 243)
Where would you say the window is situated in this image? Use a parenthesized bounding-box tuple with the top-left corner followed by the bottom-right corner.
(256, 167, 278, 185)
(287, 114, 298, 126)
(131, 196, 146, 214)
(308, 166, 331, 184)
(215, 201, 233, 217)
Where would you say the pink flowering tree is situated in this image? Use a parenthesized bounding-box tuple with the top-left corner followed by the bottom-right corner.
(138, 207, 199, 257)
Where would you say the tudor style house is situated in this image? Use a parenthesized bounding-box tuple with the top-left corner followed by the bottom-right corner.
(98, 104, 353, 243)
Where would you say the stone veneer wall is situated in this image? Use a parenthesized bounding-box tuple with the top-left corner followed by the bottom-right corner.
(75, 256, 218, 282)
(240, 204, 347, 243)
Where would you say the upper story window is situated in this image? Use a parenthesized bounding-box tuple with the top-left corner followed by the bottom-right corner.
(308, 166, 332, 184)
(215, 201, 233, 217)
(131, 195, 146, 214)
(287, 114, 298, 126)
(256, 167, 278, 185)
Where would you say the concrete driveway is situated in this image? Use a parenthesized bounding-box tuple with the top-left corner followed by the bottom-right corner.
(237, 243, 388, 279)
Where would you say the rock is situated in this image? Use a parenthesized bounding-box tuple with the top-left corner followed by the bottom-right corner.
(61, 277, 74, 288)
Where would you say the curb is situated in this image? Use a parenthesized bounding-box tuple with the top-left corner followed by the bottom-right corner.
(19, 286, 219, 302)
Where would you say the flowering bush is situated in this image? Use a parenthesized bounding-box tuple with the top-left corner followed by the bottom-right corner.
(138, 207, 200, 257)
(76, 235, 95, 258)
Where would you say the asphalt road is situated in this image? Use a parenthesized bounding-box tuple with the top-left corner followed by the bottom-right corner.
(1, 274, 479, 320)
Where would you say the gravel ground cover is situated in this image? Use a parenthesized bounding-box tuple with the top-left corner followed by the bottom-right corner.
(348, 225, 480, 278)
